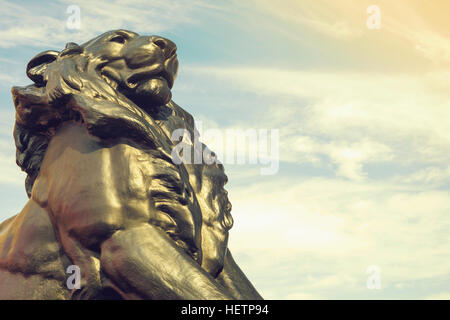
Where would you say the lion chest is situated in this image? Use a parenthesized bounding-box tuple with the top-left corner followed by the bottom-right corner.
(33, 123, 201, 252)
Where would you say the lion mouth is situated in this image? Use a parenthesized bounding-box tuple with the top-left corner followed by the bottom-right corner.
(157, 69, 173, 87)
(124, 49, 178, 90)
(126, 66, 174, 89)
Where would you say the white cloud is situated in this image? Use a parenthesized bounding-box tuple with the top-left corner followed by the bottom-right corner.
(286, 137, 393, 181)
(0, 138, 26, 186)
(250, 0, 364, 40)
(327, 140, 393, 181)
(247, 0, 450, 65)
(177, 64, 450, 298)
(0, 111, 25, 186)
(425, 292, 450, 300)
(187, 66, 450, 181)
(394, 165, 450, 186)
(227, 176, 450, 298)
(382, 9, 450, 65)
(0, 73, 20, 86)
(180, 64, 449, 298)
(0, 0, 215, 48)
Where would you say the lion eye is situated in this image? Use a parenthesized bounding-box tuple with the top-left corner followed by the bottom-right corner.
(110, 35, 126, 44)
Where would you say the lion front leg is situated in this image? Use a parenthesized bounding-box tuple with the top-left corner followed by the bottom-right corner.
(100, 224, 234, 300)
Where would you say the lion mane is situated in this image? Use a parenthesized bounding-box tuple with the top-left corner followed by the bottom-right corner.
(13, 41, 175, 198)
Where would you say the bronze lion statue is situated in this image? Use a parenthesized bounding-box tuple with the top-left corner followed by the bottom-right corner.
(0, 30, 262, 300)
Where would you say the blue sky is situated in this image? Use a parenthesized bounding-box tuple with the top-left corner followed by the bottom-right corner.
(0, 0, 449, 299)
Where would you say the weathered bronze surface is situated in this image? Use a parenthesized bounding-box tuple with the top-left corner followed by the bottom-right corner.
(0, 30, 262, 300)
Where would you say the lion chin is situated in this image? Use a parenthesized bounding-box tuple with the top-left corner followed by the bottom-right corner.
(130, 78, 172, 109)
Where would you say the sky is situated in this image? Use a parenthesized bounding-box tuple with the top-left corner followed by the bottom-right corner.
(0, 0, 449, 299)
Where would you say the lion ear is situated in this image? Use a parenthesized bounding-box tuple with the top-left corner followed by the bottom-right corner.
(26, 50, 59, 86)
(60, 42, 84, 57)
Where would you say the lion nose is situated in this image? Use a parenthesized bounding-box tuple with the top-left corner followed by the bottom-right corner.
(150, 36, 177, 59)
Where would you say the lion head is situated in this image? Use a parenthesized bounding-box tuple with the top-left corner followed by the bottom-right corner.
(28, 29, 178, 109)
(12, 30, 180, 197)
